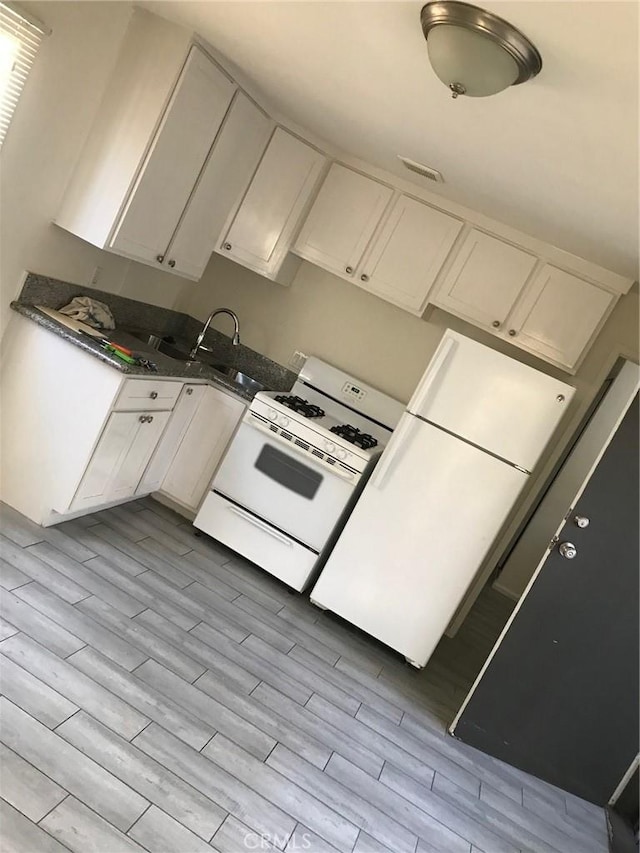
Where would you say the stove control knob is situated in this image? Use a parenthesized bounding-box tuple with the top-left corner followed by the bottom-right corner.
(278, 414, 290, 428)
(324, 440, 336, 454)
(267, 408, 277, 421)
(335, 448, 348, 460)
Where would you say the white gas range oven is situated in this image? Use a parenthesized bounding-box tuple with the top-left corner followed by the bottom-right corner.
(194, 357, 404, 591)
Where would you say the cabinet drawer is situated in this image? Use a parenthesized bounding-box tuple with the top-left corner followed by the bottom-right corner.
(114, 379, 183, 411)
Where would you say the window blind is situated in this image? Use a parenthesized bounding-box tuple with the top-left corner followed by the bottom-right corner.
(0, 1, 49, 146)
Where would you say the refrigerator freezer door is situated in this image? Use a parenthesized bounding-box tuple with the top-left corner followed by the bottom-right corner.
(311, 416, 529, 667)
(408, 331, 575, 471)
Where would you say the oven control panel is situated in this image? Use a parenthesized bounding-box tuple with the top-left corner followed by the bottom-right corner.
(342, 382, 367, 402)
(246, 408, 364, 477)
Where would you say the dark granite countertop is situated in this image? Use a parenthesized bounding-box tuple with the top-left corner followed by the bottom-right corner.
(11, 301, 294, 403)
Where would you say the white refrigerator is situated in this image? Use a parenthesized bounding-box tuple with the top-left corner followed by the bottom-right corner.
(310, 330, 575, 668)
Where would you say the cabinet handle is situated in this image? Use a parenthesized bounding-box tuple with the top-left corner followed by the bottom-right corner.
(508, 329, 517, 337)
(149, 391, 158, 399)
(492, 320, 501, 328)
(345, 266, 353, 275)
(168, 259, 176, 268)
(139, 415, 146, 423)
(148, 415, 154, 423)
(156, 255, 164, 263)
(223, 242, 232, 251)
(186, 387, 193, 395)
(360, 274, 369, 282)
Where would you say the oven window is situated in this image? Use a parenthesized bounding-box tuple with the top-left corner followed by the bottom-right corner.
(254, 444, 323, 499)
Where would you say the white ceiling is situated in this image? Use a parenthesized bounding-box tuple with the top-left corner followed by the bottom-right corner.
(144, 1, 639, 279)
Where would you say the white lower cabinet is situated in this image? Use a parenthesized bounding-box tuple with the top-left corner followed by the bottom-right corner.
(146, 384, 245, 512)
(138, 384, 205, 494)
(71, 410, 171, 512)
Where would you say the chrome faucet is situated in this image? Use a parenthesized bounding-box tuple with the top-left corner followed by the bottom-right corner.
(190, 308, 240, 359)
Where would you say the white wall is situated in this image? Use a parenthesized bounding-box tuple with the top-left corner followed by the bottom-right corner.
(0, 1, 134, 338)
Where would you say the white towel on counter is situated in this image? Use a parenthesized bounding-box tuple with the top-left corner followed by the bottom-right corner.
(58, 296, 116, 330)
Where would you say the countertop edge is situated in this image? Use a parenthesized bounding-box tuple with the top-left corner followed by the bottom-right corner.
(10, 302, 257, 403)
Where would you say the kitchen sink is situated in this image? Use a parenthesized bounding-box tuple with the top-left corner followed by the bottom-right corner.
(154, 340, 194, 362)
(123, 331, 264, 393)
(211, 364, 265, 395)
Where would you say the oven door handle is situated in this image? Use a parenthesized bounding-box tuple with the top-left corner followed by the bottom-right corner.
(227, 504, 293, 547)
(244, 415, 356, 481)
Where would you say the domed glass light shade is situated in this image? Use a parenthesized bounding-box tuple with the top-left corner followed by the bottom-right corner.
(421, 1, 542, 98)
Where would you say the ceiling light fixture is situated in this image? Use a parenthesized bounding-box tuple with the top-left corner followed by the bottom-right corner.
(420, 1, 542, 98)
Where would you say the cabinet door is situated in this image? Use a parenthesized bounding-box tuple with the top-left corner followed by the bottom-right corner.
(506, 264, 615, 370)
(164, 92, 271, 280)
(358, 195, 463, 315)
(160, 387, 244, 511)
(137, 384, 205, 494)
(109, 47, 235, 266)
(219, 127, 325, 278)
(71, 411, 170, 511)
(434, 229, 538, 329)
(293, 163, 393, 279)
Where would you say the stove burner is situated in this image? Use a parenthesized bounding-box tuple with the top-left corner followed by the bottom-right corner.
(274, 395, 325, 419)
(330, 424, 378, 450)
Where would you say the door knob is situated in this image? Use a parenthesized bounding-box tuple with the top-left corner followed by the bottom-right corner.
(558, 541, 577, 559)
(574, 515, 590, 528)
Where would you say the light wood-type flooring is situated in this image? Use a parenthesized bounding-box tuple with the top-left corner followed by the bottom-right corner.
(0, 497, 609, 853)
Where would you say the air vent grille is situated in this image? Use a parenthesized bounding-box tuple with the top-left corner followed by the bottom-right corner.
(397, 156, 444, 183)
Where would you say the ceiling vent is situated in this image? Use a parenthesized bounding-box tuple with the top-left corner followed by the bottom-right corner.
(397, 155, 444, 183)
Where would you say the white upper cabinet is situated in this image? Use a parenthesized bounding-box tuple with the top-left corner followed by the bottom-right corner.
(433, 228, 538, 330)
(432, 233, 619, 371)
(503, 265, 616, 371)
(109, 46, 235, 269)
(293, 163, 394, 278)
(217, 127, 326, 284)
(162, 92, 271, 280)
(358, 194, 463, 315)
(56, 10, 277, 282)
(294, 164, 462, 316)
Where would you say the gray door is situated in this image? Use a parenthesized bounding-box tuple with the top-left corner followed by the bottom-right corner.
(452, 395, 639, 805)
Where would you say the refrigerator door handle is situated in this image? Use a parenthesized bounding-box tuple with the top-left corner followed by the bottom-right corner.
(408, 336, 457, 416)
(371, 413, 417, 490)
